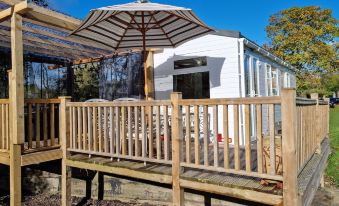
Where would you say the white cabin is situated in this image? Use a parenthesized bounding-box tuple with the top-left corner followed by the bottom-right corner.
(153, 30, 296, 145)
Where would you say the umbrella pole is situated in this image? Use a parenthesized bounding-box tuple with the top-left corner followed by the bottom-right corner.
(142, 11, 149, 100)
(143, 47, 148, 100)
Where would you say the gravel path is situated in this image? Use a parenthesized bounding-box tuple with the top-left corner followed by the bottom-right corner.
(0, 194, 158, 206)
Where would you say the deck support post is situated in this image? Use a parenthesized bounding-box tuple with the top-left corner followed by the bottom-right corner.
(171, 92, 184, 206)
(97, 172, 104, 200)
(60, 97, 72, 206)
(281, 89, 301, 206)
(9, 10, 25, 206)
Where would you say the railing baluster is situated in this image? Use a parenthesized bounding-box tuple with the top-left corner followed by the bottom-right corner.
(77, 106, 82, 150)
(156, 106, 161, 160)
(134, 106, 139, 157)
(121, 107, 127, 156)
(98, 107, 102, 152)
(128, 106, 133, 156)
(244, 104, 251, 172)
(104, 107, 108, 153)
(213, 105, 219, 167)
(83, 107, 88, 151)
(36, 104, 41, 148)
(141, 106, 146, 158)
(5, 104, 9, 150)
(27, 104, 33, 149)
(148, 106, 153, 159)
(194, 105, 199, 165)
(88, 107, 92, 152)
(110, 107, 114, 155)
(42, 104, 48, 147)
(69, 107, 73, 149)
(93, 107, 97, 152)
(269, 104, 276, 175)
(50, 104, 55, 146)
(223, 105, 229, 169)
(185, 105, 191, 164)
(256, 104, 263, 173)
(115, 107, 120, 155)
(164, 105, 169, 161)
(0, 104, 3, 149)
(203, 105, 208, 166)
(234, 104, 240, 170)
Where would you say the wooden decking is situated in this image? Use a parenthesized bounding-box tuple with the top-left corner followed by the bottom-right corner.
(67, 153, 283, 205)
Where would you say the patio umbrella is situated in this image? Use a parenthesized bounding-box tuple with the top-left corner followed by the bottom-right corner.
(70, 0, 213, 99)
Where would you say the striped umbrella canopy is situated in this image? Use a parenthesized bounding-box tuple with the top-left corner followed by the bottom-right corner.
(71, 0, 213, 98)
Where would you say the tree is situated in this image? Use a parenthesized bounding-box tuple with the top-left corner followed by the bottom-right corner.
(265, 6, 338, 95)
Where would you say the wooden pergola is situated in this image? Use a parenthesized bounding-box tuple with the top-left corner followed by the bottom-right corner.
(0, 1, 122, 205)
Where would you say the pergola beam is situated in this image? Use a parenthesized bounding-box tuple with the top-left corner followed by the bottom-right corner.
(24, 3, 81, 31)
(0, 1, 30, 22)
(0, 0, 22, 6)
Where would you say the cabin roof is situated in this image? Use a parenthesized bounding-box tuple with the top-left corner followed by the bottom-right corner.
(214, 29, 295, 71)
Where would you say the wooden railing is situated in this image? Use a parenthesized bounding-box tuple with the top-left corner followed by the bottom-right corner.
(296, 98, 329, 173)
(24, 99, 61, 151)
(177, 96, 283, 181)
(62, 90, 330, 187)
(0, 99, 10, 151)
(66, 100, 172, 164)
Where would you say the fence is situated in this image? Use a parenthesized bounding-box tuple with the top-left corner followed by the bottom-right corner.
(296, 98, 329, 173)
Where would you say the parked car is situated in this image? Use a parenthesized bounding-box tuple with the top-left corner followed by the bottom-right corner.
(329, 97, 339, 108)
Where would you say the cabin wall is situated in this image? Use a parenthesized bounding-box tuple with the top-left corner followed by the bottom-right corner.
(243, 47, 296, 136)
(154, 34, 241, 144)
(154, 34, 241, 100)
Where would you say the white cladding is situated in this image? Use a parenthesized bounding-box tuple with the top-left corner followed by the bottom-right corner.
(153, 33, 295, 145)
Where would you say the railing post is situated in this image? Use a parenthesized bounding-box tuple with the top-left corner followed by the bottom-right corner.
(59, 96, 72, 206)
(9, 10, 25, 206)
(281, 89, 301, 206)
(171, 92, 184, 206)
(311, 93, 321, 153)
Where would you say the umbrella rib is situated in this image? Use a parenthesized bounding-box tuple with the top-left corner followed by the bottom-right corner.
(126, 11, 142, 31)
(115, 11, 137, 50)
(147, 15, 177, 30)
(149, 13, 175, 47)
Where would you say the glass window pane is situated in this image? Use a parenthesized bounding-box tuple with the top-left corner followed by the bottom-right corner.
(244, 55, 250, 97)
(173, 72, 210, 99)
(174, 57, 207, 70)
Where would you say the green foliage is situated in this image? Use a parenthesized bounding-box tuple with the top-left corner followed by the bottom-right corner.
(265, 6, 339, 95)
(327, 106, 339, 186)
(73, 63, 100, 101)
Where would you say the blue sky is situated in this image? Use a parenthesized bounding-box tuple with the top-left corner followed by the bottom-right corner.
(49, 0, 338, 46)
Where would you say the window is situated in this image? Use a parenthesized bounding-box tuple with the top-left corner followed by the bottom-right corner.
(284, 72, 291, 88)
(173, 72, 210, 99)
(272, 67, 279, 96)
(174, 57, 207, 70)
(252, 58, 259, 96)
(265, 64, 272, 96)
(244, 55, 251, 96)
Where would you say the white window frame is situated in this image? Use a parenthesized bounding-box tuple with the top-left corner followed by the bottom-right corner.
(265, 64, 272, 96)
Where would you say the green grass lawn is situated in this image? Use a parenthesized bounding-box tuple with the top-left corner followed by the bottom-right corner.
(327, 106, 339, 186)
